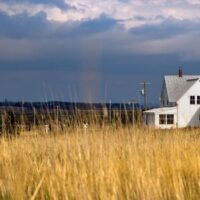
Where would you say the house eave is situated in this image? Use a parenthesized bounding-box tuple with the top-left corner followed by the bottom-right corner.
(144, 107, 177, 115)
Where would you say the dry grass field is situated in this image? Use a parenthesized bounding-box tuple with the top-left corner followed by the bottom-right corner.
(0, 127, 199, 200)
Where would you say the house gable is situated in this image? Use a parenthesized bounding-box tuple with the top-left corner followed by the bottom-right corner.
(161, 75, 200, 106)
(160, 79, 169, 107)
(177, 79, 200, 127)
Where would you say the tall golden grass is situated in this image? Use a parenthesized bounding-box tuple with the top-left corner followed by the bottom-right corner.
(0, 127, 199, 199)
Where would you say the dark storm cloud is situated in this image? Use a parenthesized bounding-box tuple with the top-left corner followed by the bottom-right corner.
(1, 8, 200, 65)
(70, 16, 117, 36)
(131, 18, 200, 40)
(1, 7, 199, 45)
(0, 12, 48, 39)
(0, 11, 117, 39)
(0, 10, 200, 67)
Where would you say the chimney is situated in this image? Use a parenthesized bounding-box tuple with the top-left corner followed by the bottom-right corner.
(178, 67, 183, 78)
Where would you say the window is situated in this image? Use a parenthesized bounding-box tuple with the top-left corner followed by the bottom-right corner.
(159, 115, 166, 124)
(167, 115, 174, 124)
(159, 114, 174, 125)
(190, 96, 195, 104)
(197, 96, 200, 104)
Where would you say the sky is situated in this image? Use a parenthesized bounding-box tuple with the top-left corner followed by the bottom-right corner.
(0, 0, 200, 104)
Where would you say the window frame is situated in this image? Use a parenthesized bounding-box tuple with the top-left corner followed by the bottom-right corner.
(159, 114, 166, 125)
(159, 114, 174, 125)
(167, 114, 174, 125)
(190, 96, 195, 105)
(197, 96, 200, 104)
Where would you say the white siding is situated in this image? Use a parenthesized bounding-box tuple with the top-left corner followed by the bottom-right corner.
(155, 110, 177, 129)
(177, 80, 200, 128)
(144, 107, 177, 129)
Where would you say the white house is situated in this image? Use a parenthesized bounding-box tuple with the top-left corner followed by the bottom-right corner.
(144, 68, 200, 128)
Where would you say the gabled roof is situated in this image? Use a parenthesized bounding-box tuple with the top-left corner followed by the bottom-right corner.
(164, 75, 200, 103)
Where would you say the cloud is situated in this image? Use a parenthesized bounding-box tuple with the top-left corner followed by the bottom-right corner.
(1, 0, 70, 10)
(71, 15, 117, 35)
(0, 12, 48, 39)
(0, 0, 200, 63)
(130, 18, 200, 40)
(0, 11, 117, 40)
(1, 0, 200, 28)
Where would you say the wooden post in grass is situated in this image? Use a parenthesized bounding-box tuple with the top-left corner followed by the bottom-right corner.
(56, 106, 59, 133)
(109, 100, 112, 124)
(132, 101, 135, 127)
